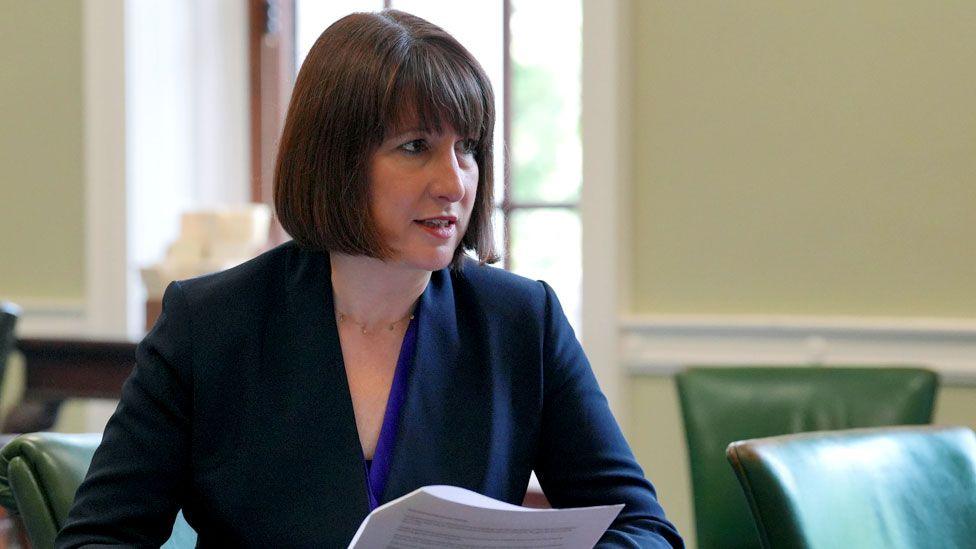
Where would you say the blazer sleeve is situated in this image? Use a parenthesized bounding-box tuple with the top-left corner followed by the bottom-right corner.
(57, 282, 193, 548)
(533, 282, 684, 549)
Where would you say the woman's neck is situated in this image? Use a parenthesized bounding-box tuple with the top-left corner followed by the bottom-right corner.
(329, 252, 430, 328)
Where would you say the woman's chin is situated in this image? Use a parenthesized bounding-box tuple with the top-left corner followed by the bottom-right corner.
(414, 256, 454, 272)
(387, 249, 455, 272)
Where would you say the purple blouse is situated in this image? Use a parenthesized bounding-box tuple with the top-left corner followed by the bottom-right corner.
(362, 309, 419, 510)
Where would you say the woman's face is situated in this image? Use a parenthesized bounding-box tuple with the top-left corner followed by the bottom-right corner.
(368, 121, 479, 272)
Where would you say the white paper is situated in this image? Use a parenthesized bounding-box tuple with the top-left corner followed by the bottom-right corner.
(348, 485, 623, 549)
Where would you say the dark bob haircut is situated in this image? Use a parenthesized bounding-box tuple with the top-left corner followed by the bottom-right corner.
(274, 10, 498, 270)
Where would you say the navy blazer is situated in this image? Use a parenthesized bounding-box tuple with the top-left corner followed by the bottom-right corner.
(58, 242, 682, 548)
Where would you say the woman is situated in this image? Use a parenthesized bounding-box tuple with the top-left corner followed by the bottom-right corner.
(59, 10, 682, 548)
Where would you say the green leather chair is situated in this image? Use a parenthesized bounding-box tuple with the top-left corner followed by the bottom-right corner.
(0, 432, 196, 549)
(676, 366, 937, 549)
(726, 425, 976, 549)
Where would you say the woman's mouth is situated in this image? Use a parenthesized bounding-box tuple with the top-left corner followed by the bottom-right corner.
(415, 217, 457, 239)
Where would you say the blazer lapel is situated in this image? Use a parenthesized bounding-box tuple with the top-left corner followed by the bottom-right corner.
(382, 267, 493, 501)
(256, 250, 371, 536)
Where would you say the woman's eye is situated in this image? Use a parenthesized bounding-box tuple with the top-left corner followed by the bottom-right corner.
(458, 139, 478, 155)
(400, 139, 426, 154)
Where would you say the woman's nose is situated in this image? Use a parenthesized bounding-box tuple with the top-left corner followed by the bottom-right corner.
(430, 147, 467, 203)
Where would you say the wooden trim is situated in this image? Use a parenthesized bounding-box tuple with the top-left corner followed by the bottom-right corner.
(3, 338, 138, 433)
(15, 338, 137, 400)
(249, 0, 296, 245)
(249, 0, 264, 204)
(502, 0, 513, 269)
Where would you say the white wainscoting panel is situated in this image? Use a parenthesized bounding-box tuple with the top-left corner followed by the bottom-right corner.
(11, 298, 88, 338)
(621, 315, 976, 386)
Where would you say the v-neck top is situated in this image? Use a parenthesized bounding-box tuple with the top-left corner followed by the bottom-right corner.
(362, 307, 420, 510)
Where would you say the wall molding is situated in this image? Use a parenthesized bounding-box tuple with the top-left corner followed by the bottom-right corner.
(621, 314, 976, 386)
(11, 298, 88, 337)
(84, 0, 128, 338)
(581, 0, 630, 418)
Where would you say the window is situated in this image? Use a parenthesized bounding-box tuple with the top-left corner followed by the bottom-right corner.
(506, 0, 581, 332)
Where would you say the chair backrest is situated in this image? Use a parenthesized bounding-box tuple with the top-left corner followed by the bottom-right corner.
(726, 425, 976, 549)
(0, 432, 196, 549)
(675, 366, 937, 549)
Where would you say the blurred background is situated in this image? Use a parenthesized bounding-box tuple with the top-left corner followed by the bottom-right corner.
(1, 1, 974, 546)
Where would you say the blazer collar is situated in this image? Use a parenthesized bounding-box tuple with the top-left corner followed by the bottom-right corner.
(264, 249, 371, 532)
(383, 266, 493, 502)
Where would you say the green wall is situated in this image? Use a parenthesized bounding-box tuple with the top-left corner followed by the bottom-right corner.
(0, 1, 85, 300)
(630, 1, 976, 317)
(627, 374, 976, 549)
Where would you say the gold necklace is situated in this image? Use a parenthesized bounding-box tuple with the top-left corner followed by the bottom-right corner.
(336, 310, 415, 335)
